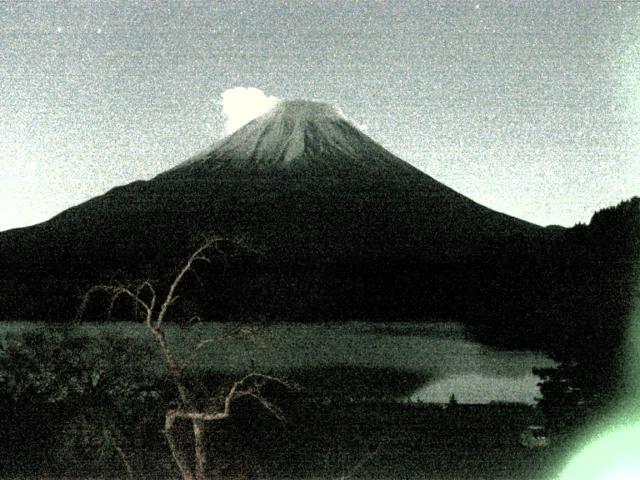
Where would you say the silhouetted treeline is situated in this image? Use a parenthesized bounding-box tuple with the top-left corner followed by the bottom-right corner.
(467, 197, 639, 427)
(1, 190, 637, 405)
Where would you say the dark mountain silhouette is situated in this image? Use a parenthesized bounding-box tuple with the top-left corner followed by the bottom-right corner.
(0, 100, 548, 322)
(0, 100, 621, 329)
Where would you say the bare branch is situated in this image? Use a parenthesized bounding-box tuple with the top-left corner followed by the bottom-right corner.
(134, 280, 157, 319)
(168, 409, 229, 423)
(243, 393, 286, 422)
(107, 288, 127, 320)
(80, 237, 291, 480)
(147, 323, 190, 406)
(336, 443, 383, 480)
(192, 254, 212, 264)
(135, 280, 156, 302)
(184, 338, 217, 368)
(77, 284, 152, 322)
(192, 419, 207, 480)
(166, 373, 294, 426)
(164, 412, 195, 480)
(155, 236, 225, 328)
(102, 428, 135, 480)
(190, 269, 205, 288)
(117, 286, 153, 318)
(238, 372, 295, 391)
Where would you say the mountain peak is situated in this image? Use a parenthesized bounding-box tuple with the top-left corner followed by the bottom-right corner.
(166, 99, 419, 177)
(272, 99, 344, 120)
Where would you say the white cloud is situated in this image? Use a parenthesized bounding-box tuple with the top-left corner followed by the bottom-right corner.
(332, 106, 368, 131)
(221, 87, 280, 134)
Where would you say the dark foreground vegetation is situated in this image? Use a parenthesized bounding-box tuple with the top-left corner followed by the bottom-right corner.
(0, 198, 636, 478)
(0, 326, 567, 479)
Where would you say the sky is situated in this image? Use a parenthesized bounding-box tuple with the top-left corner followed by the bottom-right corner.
(1, 0, 638, 232)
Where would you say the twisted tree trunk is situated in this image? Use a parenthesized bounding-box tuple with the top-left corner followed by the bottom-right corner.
(80, 238, 292, 480)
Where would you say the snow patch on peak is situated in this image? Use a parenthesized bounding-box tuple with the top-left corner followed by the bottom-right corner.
(169, 98, 419, 176)
(273, 99, 346, 121)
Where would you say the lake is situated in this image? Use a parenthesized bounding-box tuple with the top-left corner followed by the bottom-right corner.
(0, 321, 555, 404)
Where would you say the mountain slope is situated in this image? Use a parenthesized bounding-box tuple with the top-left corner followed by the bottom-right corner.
(0, 100, 544, 321)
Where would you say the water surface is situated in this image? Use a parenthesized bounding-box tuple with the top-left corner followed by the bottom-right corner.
(0, 321, 554, 403)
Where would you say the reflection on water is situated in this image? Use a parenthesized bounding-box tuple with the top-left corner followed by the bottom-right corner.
(1, 321, 555, 403)
(176, 321, 555, 404)
(407, 372, 545, 404)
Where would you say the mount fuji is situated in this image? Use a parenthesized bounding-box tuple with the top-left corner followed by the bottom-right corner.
(169, 100, 420, 175)
(0, 100, 545, 321)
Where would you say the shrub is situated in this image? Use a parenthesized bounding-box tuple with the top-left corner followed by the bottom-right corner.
(0, 325, 169, 476)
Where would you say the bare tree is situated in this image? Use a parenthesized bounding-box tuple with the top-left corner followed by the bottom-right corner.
(336, 442, 382, 480)
(79, 237, 292, 480)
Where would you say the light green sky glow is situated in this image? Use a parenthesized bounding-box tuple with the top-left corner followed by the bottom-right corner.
(557, 421, 640, 480)
(557, 277, 640, 480)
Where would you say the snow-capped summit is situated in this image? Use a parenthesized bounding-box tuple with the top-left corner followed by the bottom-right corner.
(168, 99, 419, 176)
